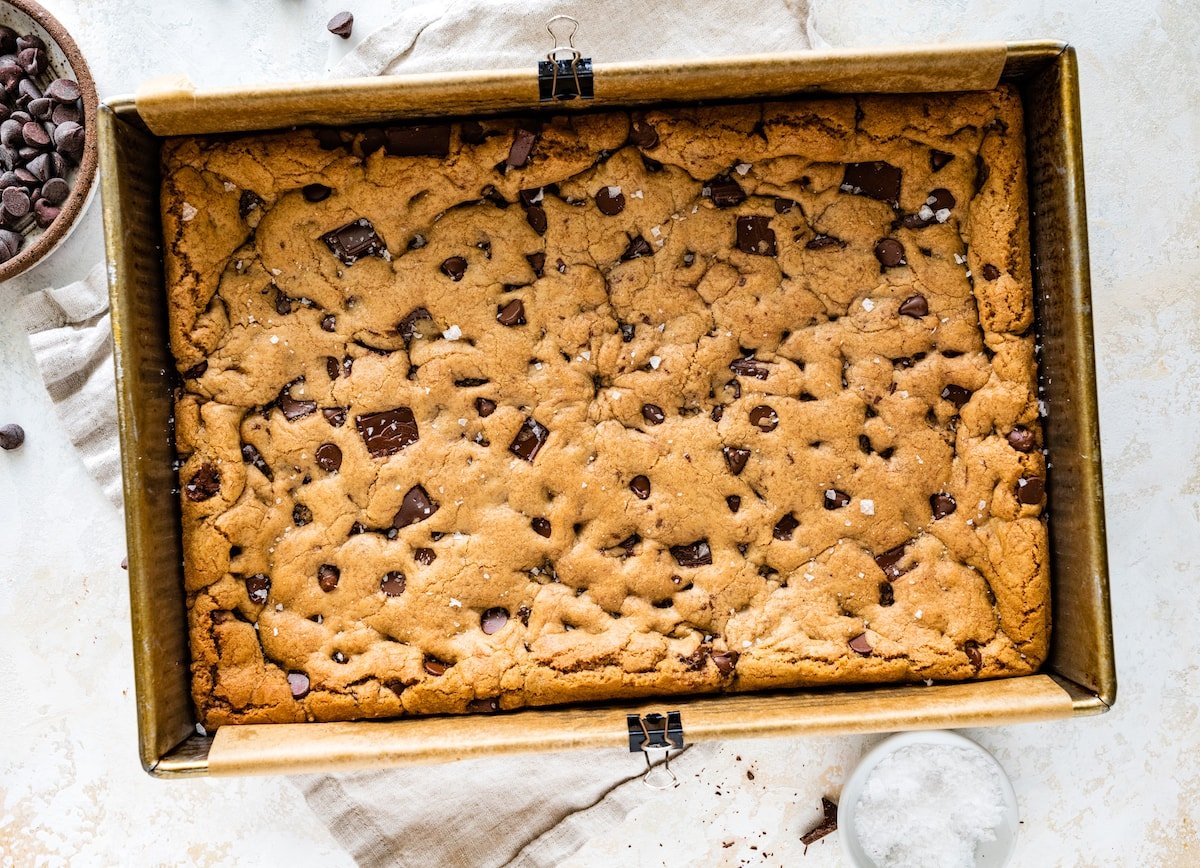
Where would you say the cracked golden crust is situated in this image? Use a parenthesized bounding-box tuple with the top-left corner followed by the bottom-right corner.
(164, 87, 1048, 728)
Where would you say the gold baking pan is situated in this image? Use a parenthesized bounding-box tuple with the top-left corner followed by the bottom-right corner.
(100, 40, 1113, 778)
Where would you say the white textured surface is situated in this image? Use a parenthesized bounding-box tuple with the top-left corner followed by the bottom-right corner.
(1, 0, 1198, 865)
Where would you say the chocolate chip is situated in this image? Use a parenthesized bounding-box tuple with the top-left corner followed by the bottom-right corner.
(397, 307, 437, 344)
(981, 263, 1001, 281)
(670, 540, 712, 567)
(278, 384, 317, 421)
(941, 384, 972, 408)
(439, 256, 467, 281)
(595, 185, 625, 215)
(323, 407, 347, 427)
(28, 97, 51, 120)
(356, 407, 419, 457)
(45, 78, 81, 103)
(841, 161, 902, 206)
(774, 197, 796, 214)
(711, 405, 725, 422)
(496, 299, 526, 326)
(506, 126, 538, 168)
(314, 315, 336, 335)
(749, 405, 778, 432)
(393, 485, 439, 529)
(468, 697, 500, 712)
(848, 633, 873, 655)
(241, 443, 272, 479)
(531, 517, 552, 538)
(711, 650, 738, 675)
(274, 292, 294, 316)
(384, 124, 451, 157)
(282, 671, 309, 700)
(524, 204, 547, 235)
(1007, 426, 1036, 452)
(1016, 476, 1044, 505)
(317, 564, 341, 592)
(245, 573, 270, 605)
(641, 404, 665, 426)
(873, 238, 906, 268)
(381, 571, 406, 596)
(898, 295, 928, 317)
(315, 443, 342, 473)
(237, 189, 262, 217)
(874, 544, 909, 579)
(526, 251, 546, 277)
(322, 218, 386, 266)
(0, 423, 24, 450)
(722, 446, 750, 475)
(629, 475, 651, 500)
(930, 149, 955, 172)
(52, 122, 83, 162)
(629, 114, 659, 149)
(706, 175, 746, 208)
(461, 121, 486, 144)
(965, 641, 983, 669)
(879, 582, 895, 607)
(19, 122, 47, 150)
(357, 127, 385, 156)
(326, 11, 354, 38)
(729, 357, 769, 379)
(509, 417, 549, 462)
(302, 183, 332, 202)
(823, 489, 850, 510)
(414, 547, 437, 566)
(931, 492, 957, 519)
(32, 200, 59, 229)
(481, 607, 509, 635)
(805, 234, 845, 250)
(185, 464, 220, 501)
(293, 503, 313, 526)
(18, 47, 47, 77)
(801, 798, 839, 848)
(423, 658, 448, 676)
(16, 34, 45, 52)
(773, 514, 798, 541)
(725, 495, 741, 513)
(735, 215, 777, 256)
(51, 103, 80, 126)
(928, 188, 956, 212)
(620, 234, 653, 261)
(2, 184, 28, 218)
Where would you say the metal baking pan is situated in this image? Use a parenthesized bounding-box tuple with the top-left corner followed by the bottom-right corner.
(100, 40, 1112, 777)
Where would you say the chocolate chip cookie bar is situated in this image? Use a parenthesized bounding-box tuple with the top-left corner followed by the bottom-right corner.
(162, 86, 1048, 727)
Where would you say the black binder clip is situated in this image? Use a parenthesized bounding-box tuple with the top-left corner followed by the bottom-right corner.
(627, 711, 684, 789)
(538, 15, 593, 102)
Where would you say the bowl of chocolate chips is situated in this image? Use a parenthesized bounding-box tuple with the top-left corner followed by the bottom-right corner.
(0, 0, 96, 281)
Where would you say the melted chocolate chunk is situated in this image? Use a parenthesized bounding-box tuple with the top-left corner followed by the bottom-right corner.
(736, 215, 777, 256)
(629, 114, 659, 149)
(619, 322, 635, 342)
(774, 197, 796, 214)
(749, 405, 778, 432)
(380, 571, 406, 596)
(506, 126, 538, 168)
(317, 564, 340, 592)
(1016, 476, 1044, 505)
(531, 517, 552, 538)
(440, 256, 467, 281)
(356, 407, 419, 457)
(244, 573, 270, 605)
(323, 407, 347, 427)
(729, 357, 769, 379)
(183, 361, 208, 379)
(841, 161, 902, 206)
(879, 582, 895, 607)
(384, 124, 451, 157)
(874, 544, 910, 580)
(595, 185, 625, 215)
(302, 183, 332, 202)
(414, 547, 437, 565)
(931, 492, 957, 519)
(320, 314, 337, 332)
(941, 384, 972, 409)
(621, 234, 653, 261)
(497, 299, 527, 326)
(277, 383, 318, 421)
(287, 671, 310, 699)
(526, 251, 546, 277)
(806, 234, 846, 250)
(823, 489, 851, 510)
(981, 263, 1001, 281)
(315, 442, 342, 472)
(393, 485, 439, 529)
(322, 218, 386, 266)
(629, 475, 651, 500)
(706, 174, 746, 208)
(873, 237, 906, 268)
(711, 650, 738, 675)
(773, 513, 798, 541)
(670, 540, 712, 567)
(524, 203, 547, 235)
(898, 294, 929, 317)
(397, 307, 438, 343)
(642, 403, 665, 425)
(726, 495, 741, 513)
(848, 633, 873, 655)
(722, 446, 750, 475)
(238, 190, 263, 218)
(509, 417, 549, 462)
(1007, 426, 1036, 452)
(481, 607, 509, 635)
(423, 658, 448, 676)
(974, 155, 990, 194)
(965, 641, 983, 669)
(467, 697, 499, 712)
(930, 149, 955, 172)
(928, 188, 956, 212)
(475, 397, 497, 418)
(185, 463, 221, 501)
(461, 121, 486, 144)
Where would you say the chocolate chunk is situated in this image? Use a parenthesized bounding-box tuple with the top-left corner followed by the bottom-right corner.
(509, 417, 549, 462)
(397, 307, 437, 343)
(45, 78, 81, 103)
(774, 197, 796, 214)
(729, 357, 769, 379)
(670, 540, 712, 567)
(356, 407, 419, 457)
(424, 658, 448, 676)
(1016, 476, 1044, 505)
(238, 190, 263, 217)
(773, 514, 798, 541)
(323, 407, 347, 427)
(315, 129, 343, 151)
(384, 124, 451, 157)
(185, 464, 220, 501)
(848, 633, 873, 655)
(244, 573, 270, 605)
(481, 607, 509, 635)
(315, 315, 336, 335)
(735, 215, 777, 256)
(722, 446, 750, 475)
(879, 582, 895, 607)
(941, 384, 972, 408)
(322, 218, 386, 266)
(327, 11, 354, 38)
(286, 671, 310, 699)
(898, 294, 929, 317)
(930, 149, 955, 172)
(981, 263, 1001, 281)
(1007, 426, 1036, 452)
(393, 485, 439, 529)
(381, 571, 407, 596)
(595, 185, 625, 215)
(805, 234, 845, 250)
(706, 174, 746, 208)
(874, 544, 909, 579)
(620, 234, 653, 261)
(293, 503, 313, 526)
(927, 188, 956, 212)
(302, 183, 332, 202)
(317, 564, 341, 592)
(496, 299, 526, 326)
(629, 114, 659, 149)
(467, 697, 500, 712)
(315, 443, 342, 472)
(873, 238, 906, 268)
(526, 252, 546, 277)
(524, 204, 547, 235)
(641, 403, 665, 425)
(241, 443, 272, 479)
(800, 798, 839, 848)
(823, 489, 851, 510)
(461, 121, 486, 144)
(414, 547, 437, 565)
(278, 384, 318, 420)
(0, 423, 24, 450)
(440, 256, 467, 281)
(619, 322, 635, 342)
(931, 492, 957, 519)
(356, 127, 385, 156)
(711, 650, 738, 675)
(841, 161, 902, 206)
(749, 405, 778, 432)
(965, 641, 983, 669)
(726, 495, 741, 513)
(531, 517, 552, 538)
(630, 475, 651, 500)
(506, 126, 538, 168)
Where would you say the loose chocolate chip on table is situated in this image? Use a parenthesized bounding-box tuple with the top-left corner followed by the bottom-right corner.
(524, 203, 547, 235)
(874, 544, 910, 579)
(45, 78, 81, 103)
(736, 215, 777, 256)
(722, 446, 750, 475)
(981, 263, 1001, 281)
(629, 114, 659, 149)
(414, 547, 437, 565)
(506, 126, 538, 168)
(823, 489, 851, 510)
(356, 407, 419, 457)
(930, 492, 957, 519)
(481, 607, 509, 635)
(241, 443, 272, 479)
(509, 417, 550, 462)
(941, 384, 972, 408)
(1007, 426, 1036, 452)
(898, 294, 929, 317)
(873, 237, 906, 268)
(749, 405, 778, 432)
(848, 633, 873, 655)
(805, 234, 845, 250)
(630, 475, 651, 500)
(315, 442, 342, 472)
(440, 256, 467, 281)
(711, 650, 738, 675)
(0, 423, 24, 450)
(800, 798, 839, 848)
(302, 183, 332, 202)
(385, 124, 451, 157)
(185, 463, 221, 501)
(293, 503, 313, 525)
(930, 149, 955, 172)
(323, 407, 347, 427)
(841, 161, 902, 206)
(1016, 476, 1044, 505)
(620, 234, 653, 261)
(424, 658, 448, 676)
(327, 11, 354, 38)
(526, 251, 546, 277)
(670, 539, 712, 567)
(287, 671, 311, 699)
(641, 403, 665, 425)
(379, 571, 408, 596)
(322, 218, 386, 266)
(531, 517, 552, 538)
(706, 174, 746, 208)
(726, 495, 741, 513)
(317, 564, 341, 592)
(595, 185, 625, 215)
(773, 513, 798, 541)
(467, 697, 499, 713)
(245, 573, 271, 605)
(496, 299, 526, 326)
(394, 484, 439, 529)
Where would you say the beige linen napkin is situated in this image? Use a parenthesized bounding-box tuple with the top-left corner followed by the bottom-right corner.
(23, 1, 815, 864)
